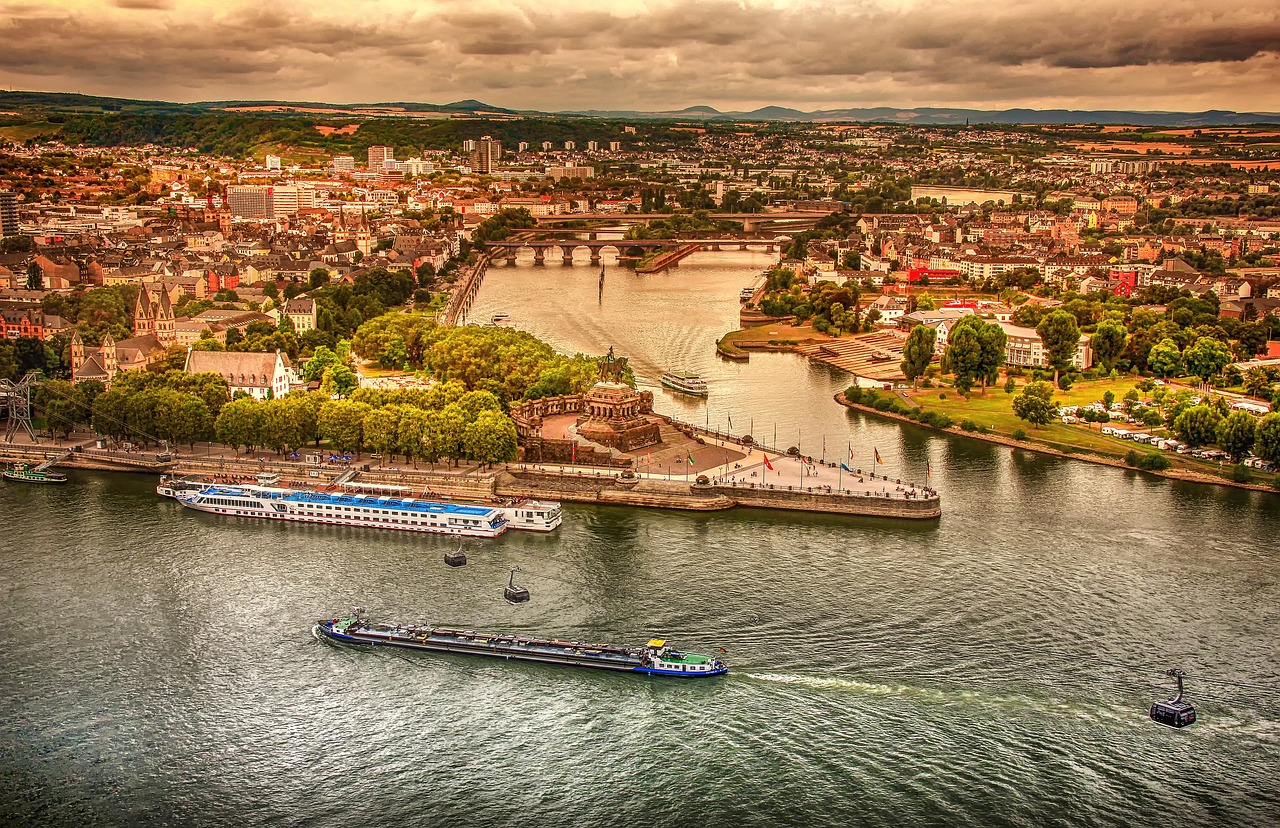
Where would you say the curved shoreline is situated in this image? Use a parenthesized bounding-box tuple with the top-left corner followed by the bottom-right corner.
(834, 393, 1279, 495)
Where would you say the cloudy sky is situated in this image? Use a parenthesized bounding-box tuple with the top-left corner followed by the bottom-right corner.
(3, 0, 1279, 112)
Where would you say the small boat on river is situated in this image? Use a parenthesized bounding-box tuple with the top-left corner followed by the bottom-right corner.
(660, 371, 709, 397)
(2, 463, 68, 484)
(315, 614, 728, 678)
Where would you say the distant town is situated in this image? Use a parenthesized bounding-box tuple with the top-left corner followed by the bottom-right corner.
(1, 93, 1279, 490)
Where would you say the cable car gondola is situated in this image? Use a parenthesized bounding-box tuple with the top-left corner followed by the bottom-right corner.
(504, 568, 530, 603)
(1150, 668, 1196, 728)
(444, 542, 467, 568)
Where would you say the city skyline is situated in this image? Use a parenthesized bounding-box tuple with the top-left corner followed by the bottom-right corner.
(4, 0, 1280, 113)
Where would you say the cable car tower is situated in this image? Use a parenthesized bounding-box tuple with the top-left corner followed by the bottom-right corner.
(0, 371, 41, 444)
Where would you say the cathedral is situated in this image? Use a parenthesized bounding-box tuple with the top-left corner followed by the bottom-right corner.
(70, 285, 177, 386)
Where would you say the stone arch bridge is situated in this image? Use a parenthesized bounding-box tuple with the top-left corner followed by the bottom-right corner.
(485, 238, 780, 266)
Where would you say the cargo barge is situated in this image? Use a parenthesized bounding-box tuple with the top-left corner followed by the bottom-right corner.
(315, 615, 728, 678)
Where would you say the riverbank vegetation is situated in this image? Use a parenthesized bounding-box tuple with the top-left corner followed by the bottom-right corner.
(35, 311, 630, 466)
(351, 313, 621, 402)
(845, 377, 1280, 489)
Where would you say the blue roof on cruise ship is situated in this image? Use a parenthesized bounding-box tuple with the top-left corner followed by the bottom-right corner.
(199, 485, 497, 516)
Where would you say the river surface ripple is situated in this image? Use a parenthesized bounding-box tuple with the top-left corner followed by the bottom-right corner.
(2, 250, 1278, 827)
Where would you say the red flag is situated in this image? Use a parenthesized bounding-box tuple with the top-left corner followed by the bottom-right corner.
(763, 454, 774, 471)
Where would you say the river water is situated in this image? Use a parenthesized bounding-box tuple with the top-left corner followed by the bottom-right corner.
(3, 250, 1278, 827)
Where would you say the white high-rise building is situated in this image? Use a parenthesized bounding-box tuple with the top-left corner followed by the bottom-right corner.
(265, 154, 282, 170)
(331, 155, 356, 172)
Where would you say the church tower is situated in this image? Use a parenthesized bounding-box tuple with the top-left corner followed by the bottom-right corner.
(101, 333, 117, 380)
(133, 287, 155, 337)
(70, 330, 85, 377)
(155, 287, 175, 344)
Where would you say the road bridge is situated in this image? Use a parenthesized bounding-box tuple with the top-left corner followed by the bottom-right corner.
(484, 238, 780, 266)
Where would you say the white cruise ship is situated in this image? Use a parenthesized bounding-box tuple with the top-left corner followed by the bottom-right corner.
(178, 484, 510, 537)
(660, 371, 709, 397)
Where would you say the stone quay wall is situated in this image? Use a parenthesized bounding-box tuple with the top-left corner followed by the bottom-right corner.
(496, 469, 940, 519)
(711, 483, 942, 519)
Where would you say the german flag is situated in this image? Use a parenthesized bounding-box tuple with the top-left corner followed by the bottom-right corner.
(874, 448, 883, 464)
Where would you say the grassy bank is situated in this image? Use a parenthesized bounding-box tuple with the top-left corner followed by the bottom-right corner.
(837, 380, 1280, 492)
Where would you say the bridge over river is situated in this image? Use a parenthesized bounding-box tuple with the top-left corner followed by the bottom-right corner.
(484, 237, 781, 265)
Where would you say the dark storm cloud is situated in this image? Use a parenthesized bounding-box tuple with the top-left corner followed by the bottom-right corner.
(2, 1, 1278, 111)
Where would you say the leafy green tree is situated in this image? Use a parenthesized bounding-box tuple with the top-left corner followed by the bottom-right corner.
(309, 268, 330, 291)
(1102, 390, 1115, 410)
(1011, 380, 1058, 428)
(1173, 405, 1223, 448)
(1147, 338, 1184, 378)
(91, 389, 132, 443)
(1217, 411, 1258, 463)
(1183, 336, 1231, 385)
(320, 364, 358, 398)
(38, 379, 86, 439)
(1233, 322, 1267, 359)
(215, 396, 263, 453)
(943, 324, 982, 394)
(393, 404, 431, 466)
(317, 400, 369, 455)
(464, 409, 518, 466)
(26, 261, 42, 291)
(1240, 367, 1271, 398)
(159, 391, 214, 449)
(1035, 310, 1080, 383)
(361, 407, 398, 459)
(900, 325, 937, 390)
(126, 391, 158, 445)
(302, 345, 343, 383)
(1253, 413, 1280, 463)
(1091, 319, 1127, 373)
(434, 403, 468, 465)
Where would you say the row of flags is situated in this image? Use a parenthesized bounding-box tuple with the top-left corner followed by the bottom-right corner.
(639, 434, 933, 484)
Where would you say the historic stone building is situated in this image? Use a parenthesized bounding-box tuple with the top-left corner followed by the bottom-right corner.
(70, 283, 177, 385)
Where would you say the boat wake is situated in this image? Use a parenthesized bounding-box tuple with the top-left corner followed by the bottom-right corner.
(743, 672, 1135, 723)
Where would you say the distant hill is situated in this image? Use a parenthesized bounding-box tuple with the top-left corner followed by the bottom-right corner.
(557, 104, 1280, 126)
(1, 90, 1277, 126)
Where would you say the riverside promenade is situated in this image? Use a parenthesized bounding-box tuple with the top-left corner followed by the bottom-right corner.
(0, 427, 940, 520)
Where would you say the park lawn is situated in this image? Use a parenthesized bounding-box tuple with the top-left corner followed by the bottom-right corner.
(718, 323, 832, 357)
(905, 378, 1152, 458)
(901, 377, 1265, 482)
